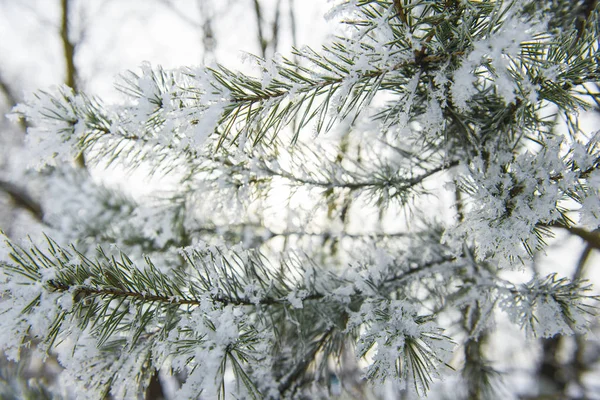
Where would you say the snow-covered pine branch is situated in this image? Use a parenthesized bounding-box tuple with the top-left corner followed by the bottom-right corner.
(0, 235, 460, 398)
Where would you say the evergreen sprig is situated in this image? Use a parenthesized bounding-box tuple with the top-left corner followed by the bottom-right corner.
(1, 234, 462, 398)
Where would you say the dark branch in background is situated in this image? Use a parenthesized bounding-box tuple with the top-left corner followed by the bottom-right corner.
(157, 0, 216, 64)
(270, 0, 282, 56)
(545, 223, 600, 251)
(60, 0, 77, 91)
(0, 72, 19, 109)
(190, 223, 413, 248)
(535, 225, 599, 399)
(0, 70, 27, 131)
(252, 0, 267, 58)
(198, 0, 216, 63)
(462, 303, 496, 400)
(144, 373, 165, 400)
(287, 0, 297, 51)
(60, 0, 85, 168)
(564, 226, 600, 251)
(451, 140, 496, 398)
(0, 180, 43, 222)
(567, 238, 600, 395)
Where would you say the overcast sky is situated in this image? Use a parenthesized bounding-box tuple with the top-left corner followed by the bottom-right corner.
(0, 0, 332, 101)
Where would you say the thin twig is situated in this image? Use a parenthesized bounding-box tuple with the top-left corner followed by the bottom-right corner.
(261, 159, 459, 190)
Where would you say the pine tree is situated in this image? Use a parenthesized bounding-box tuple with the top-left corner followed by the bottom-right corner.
(1, 1, 600, 398)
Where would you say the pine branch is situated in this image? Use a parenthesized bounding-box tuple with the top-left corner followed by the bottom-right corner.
(0, 232, 456, 397)
(500, 274, 598, 338)
(49, 279, 322, 309)
(211, 47, 466, 147)
(15, 1, 600, 164)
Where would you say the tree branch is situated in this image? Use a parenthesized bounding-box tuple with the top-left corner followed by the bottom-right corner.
(252, 0, 267, 58)
(287, 0, 297, 51)
(0, 72, 19, 108)
(48, 280, 322, 308)
(60, 0, 86, 168)
(261, 159, 459, 191)
(192, 223, 412, 242)
(270, 0, 282, 55)
(0, 70, 27, 131)
(0, 180, 43, 221)
(544, 223, 600, 251)
(393, 0, 408, 26)
(228, 51, 464, 105)
(60, 0, 77, 92)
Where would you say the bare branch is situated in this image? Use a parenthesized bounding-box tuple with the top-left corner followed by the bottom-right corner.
(0, 180, 43, 221)
(252, 0, 267, 58)
(0, 72, 19, 107)
(270, 0, 282, 55)
(197, 0, 216, 63)
(60, 0, 85, 168)
(0, 70, 27, 131)
(546, 223, 600, 251)
(287, 0, 297, 50)
(60, 0, 77, 91)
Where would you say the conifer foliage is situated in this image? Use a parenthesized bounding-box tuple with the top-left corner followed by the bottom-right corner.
(1, 0, 600, 398)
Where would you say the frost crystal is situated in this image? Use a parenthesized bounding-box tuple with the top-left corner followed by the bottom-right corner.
(451, 17, 537, 112)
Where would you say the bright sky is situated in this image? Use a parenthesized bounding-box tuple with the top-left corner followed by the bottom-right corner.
(0, 0, 333, 101)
